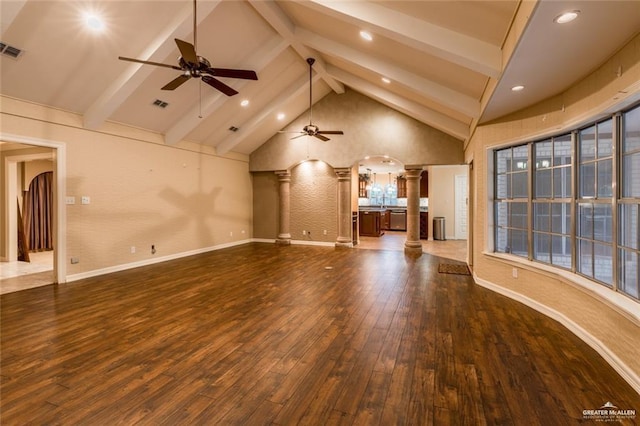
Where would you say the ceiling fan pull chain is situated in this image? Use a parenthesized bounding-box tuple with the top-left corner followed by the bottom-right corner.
(198, 80, 203, 119)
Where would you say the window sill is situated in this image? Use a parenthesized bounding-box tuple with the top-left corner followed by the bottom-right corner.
(481, 251, 640, 325)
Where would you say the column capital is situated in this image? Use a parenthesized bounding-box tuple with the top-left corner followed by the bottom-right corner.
(404, 168, 423, 179)
(334, 167, 352, 180)
(275, 170, 291, 181)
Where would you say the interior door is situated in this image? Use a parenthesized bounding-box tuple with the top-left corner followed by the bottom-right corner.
(455, 174, 468, 240)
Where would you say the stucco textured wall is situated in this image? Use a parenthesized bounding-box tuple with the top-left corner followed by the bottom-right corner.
(290, 161, 337, 243)
(250, 88, 464, 172)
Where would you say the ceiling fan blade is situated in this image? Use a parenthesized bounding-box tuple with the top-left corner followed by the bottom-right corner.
(290, 133, 308, 140)
(201, 75, 238, 96)
(314, 134, 330, 142)
(118, 56, 182, 70)
(207, 68, 258, 80)
(317, 130, 344, 135)
(175, 38, 198, 65)
(161, 74, 191, 90)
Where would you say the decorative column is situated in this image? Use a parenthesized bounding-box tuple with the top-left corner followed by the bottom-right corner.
(275, 170, 291, 245)
(404, 168, 423, 255)
(334, 168, 353, 248)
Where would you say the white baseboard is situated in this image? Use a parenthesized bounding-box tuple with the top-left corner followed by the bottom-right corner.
(473, 273, 640, 396)
(66, 239, 252, 282)
(290, 239, 335, 247)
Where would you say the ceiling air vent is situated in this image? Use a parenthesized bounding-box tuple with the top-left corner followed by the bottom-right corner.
(0, 42, 24, 59)
(152, 99, 169, 108)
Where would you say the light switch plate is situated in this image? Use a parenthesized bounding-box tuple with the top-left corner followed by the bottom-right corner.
(81, 196, 90, 205)
(65, 196, 75, 205)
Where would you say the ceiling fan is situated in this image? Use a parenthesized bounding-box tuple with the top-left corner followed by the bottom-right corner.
(117, 0, 257, 96)
(283, 58, 344, 141)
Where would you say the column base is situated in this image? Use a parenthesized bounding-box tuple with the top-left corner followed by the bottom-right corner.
(404, 241, 423, 256)
(335, 241, 353, 248)
(275, 238, 291, 246)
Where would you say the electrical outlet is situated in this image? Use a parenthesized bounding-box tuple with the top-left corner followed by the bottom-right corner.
(230, 231, 233, 237)
(302, 230, 306, 235)
(323, 230, 327, 235)
(70, 257, 79, 264)
(130, 246, 136, 254)
(512, 268, 518, 278)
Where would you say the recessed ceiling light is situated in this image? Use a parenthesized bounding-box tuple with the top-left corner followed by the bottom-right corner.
(240, 99, 249, 107)
(277, 113, 285, 120)
(511, 85, 525, 92)
(554, 10, 580, 24)
(381, 77, 391, 84)
(84, 12, 105, 32)
(360, 31, 373, 41)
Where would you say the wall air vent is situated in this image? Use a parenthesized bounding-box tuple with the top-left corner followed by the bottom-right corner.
(229, 126, 239, 132)
(152, 99, 169, 108)
(0, 42, 24, 59)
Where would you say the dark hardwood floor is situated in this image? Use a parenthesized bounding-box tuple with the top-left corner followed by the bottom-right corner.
(1, 243, 638, 425)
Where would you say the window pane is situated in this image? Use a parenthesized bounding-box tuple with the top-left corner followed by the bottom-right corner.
(535, 169, 552, 198)
(622, 152, 640, 198)
(496, 174, 508, 199)
(510, 202, 528, 229)
(513, 146, 528, 167)
(593, 204, 612, 243)
(619, 249, 639, 299)
(496, 227, 508, 253)
(553, 167, 571, 198)
(580, 126, 596, 162)
(512, 172, 528, 198)
(510, 229, 528, 257)
(551, 203, 570, 234)
(593, 242, 613, 285)
(619, 204, 639, 250)
(580, 163, 595, 198)
(533, 202, 549, 231)
(597, 119, 613, 157)
(496, 202, 508, 228)
(623, 106, 640, 153)
(497, 149, 510, 173)
(554, 134, 572, 165)
(578, 239, 593, 276)
(535, 141, 552, 169)
(578, 204, 593, 238)
(597, 159, 613, 198)
(533, 232, 550, 262)
(551, 235, 572, 268)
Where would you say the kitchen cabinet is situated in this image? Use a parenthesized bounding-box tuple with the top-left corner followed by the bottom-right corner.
(397, 176, 407, 198)
(420, 171, 428, 197)
(359, 210, 384, 237)
(358, 175, 368, 198)
(352, 212, 358, 245)
(382, 210, 390, 230)
(420, 211, 429, 239)
(396, 172, 427, 198)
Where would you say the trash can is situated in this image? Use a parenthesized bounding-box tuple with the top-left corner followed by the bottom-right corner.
(433, 217, 446, 240)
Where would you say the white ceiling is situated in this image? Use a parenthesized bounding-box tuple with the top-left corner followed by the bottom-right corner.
(1, 1, 638, 155)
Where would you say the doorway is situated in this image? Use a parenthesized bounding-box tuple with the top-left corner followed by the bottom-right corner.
(1, 135, 67, 292)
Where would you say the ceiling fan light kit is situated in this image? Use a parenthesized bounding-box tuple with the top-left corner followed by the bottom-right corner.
(117, 0, 257, 97)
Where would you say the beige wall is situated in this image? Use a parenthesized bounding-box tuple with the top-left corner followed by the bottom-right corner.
(252, 171, 279, 239)
(427, 165, 468, 239)
(250, 88, 464, 172)
(24, 159, 53, 186)
(466, 33, 640, 389)
(1, 96, 253, 277)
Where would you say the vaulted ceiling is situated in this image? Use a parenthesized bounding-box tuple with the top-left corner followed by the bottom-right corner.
(1, 1, 638, 155)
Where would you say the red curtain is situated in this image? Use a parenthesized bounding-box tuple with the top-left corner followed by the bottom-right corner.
(23, 171, 54, 252)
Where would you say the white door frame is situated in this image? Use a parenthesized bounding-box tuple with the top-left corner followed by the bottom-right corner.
(454, 173, 468, 240)
(1, 133, 67, 283)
